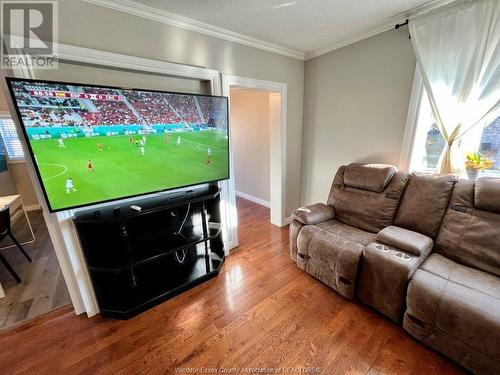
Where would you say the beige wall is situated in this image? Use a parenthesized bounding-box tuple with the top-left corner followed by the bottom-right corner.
(7, 163, 38, 207)
(0, 85, 8, 111)
(2, 0, 304, 217)
(301, 30, 416, 205)
(34, 62, 209, 94)
(57, 0, 304, 217)
(0, 170, 17, 196)
(230, 89, 270, 202)
(1, 1, 419, 215)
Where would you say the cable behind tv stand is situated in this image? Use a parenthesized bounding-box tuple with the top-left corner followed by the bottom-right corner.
(73, 185, 225, 319)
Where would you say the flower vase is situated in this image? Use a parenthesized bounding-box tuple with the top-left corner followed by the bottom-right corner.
(466, 168, 479, 181)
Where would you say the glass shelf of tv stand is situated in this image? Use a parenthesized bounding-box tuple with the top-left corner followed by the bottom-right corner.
(87, 224, 222, 273)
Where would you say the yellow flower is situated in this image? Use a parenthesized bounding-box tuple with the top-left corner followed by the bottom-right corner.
(465, 152, 495, 170)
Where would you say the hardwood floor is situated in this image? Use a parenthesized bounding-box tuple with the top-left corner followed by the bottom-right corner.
(0, 198, 465, 374)
(0, 212, 71, 330)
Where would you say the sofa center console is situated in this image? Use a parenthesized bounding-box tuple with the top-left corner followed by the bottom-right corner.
(73, 185, 225, 319)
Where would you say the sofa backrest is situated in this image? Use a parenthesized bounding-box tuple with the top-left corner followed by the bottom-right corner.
(435, 178, 500, 277)
(394, 173, 458, 238)
(327, 163, 409, 233)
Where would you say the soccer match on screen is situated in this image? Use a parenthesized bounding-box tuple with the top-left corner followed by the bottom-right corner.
(9, 80, 229, 211)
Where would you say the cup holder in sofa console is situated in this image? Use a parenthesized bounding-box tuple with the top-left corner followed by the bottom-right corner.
(375, 244, 390, 252)
(394, 251, 411, 260)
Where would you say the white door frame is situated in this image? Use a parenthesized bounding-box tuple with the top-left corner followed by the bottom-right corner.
(1, 38, 238, 317)
(222, 74, 287, 227)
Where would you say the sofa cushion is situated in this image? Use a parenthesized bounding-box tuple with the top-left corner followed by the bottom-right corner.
(475, 177, 500, 213)
(376, 225, 433, 257)
(343, 163, 397, 192)
(436, 180, 500, 277)
(296, 220, 375, 299)
(394, 173, 458, 238)
(292, 203, 335, 225)
(315, 219, 376, 246)
(420, 254, 500, 299)
(327, 165, 409, 233)
(403, 254, 500, 374)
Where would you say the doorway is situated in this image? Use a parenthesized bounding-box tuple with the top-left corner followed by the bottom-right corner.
(230, 88, 272, 208)
(222, 75, 287, 227)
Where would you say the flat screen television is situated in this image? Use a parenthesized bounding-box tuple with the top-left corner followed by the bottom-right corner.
(6, 77, 229, 212)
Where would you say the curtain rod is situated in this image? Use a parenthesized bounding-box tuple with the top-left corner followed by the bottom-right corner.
(395, 19, 409, 30)
(393, 0, 460, 32)
(395, 19, 411, 39)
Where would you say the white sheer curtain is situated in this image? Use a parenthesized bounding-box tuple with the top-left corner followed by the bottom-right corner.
(409, 0, 500, 175)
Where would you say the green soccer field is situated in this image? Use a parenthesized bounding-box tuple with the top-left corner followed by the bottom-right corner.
(30, 131, 229, 210)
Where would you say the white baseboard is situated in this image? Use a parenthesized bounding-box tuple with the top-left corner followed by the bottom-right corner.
(23, 204, 41, 212)
(235, 191, 270, 208)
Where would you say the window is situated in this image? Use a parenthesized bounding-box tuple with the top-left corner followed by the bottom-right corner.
(0, 116, 24, 160)
(408, 79, 500, 177)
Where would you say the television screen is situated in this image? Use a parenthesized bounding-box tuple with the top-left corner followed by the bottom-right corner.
(6, 78, 229, 212)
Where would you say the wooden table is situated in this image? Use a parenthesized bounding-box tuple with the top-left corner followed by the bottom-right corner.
(0, 194, 35, 299)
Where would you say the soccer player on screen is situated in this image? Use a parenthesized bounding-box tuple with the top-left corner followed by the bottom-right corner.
(176, 136, 181, 146)
(142, 135, 147, 145)
(139, 140, 145, 155)
(206, 148, 213, 165)
(129, 136, 133, 144)
(65, 178, 77, 193)
(87, 160, 95, 172)
(57, 138, 65, 148)
(98, 143, 103, 152)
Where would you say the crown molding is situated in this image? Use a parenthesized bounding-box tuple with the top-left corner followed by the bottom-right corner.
(81, 0, 456, 62)
(305, 0, 457, 60)
(81, 0, 305, 60)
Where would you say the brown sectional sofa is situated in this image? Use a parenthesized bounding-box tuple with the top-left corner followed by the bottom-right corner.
(404, 178, 500, 374)
(290, 163, 500, 374)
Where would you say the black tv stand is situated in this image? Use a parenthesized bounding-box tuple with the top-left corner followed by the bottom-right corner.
(73, 185, 225, 319)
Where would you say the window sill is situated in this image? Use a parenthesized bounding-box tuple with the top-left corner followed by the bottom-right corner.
(410, 168, 437, 174)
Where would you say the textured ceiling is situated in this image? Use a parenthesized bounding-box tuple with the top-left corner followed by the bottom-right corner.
(130, 0, 431, 53)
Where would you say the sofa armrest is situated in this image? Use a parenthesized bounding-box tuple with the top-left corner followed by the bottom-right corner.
(376, 226, 433, 257)
(292, 203, 335, 225)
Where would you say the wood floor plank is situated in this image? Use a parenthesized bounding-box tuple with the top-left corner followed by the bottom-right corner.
(0, 198, 466, 374)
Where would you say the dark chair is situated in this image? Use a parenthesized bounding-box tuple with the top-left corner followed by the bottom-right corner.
(0, 206, 32, 283)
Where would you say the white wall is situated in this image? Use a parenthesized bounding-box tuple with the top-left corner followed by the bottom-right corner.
(301, 29, 416, 205)
(230, 89, 270, 203)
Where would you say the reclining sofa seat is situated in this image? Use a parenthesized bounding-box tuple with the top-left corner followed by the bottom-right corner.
(290, 163, 408, 299)
(403, 178, 500, 374)
(357, 173, 458, 322)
